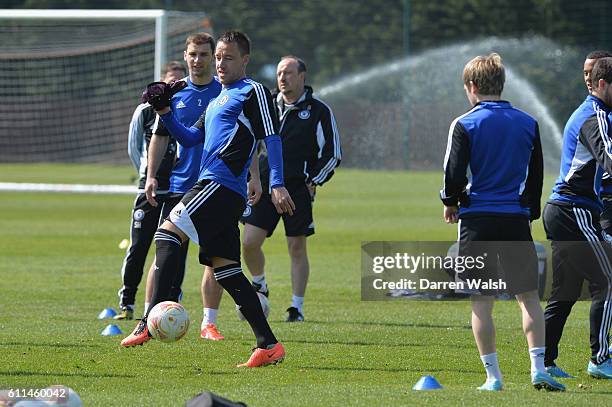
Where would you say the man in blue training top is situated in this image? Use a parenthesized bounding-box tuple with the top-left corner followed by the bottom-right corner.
(122, 31, 294, 368)
(441, 53, 564, 391)
(142, 33, 226, 337)
(543, 57, 612, 380)
(584, 51, 612, 235)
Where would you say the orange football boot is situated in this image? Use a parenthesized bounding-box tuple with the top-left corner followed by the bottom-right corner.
(200, 323, 225, 341)
(237, 342, 285, 367)
(120, 320, 152, 347)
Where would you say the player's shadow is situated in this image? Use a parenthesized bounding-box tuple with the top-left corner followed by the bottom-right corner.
(286, 338, 425, 347)
(207, 370, 242, 376)
(1, 341, 100, 348)
(144, 363, 241, 376)
(306, 320, 471, 330)
(285, 338, 473, 349)
(0, 370, 134, 378)
(295, 366, 483, 374)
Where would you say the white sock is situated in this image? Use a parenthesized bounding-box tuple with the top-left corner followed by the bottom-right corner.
(291, 295, 304, 313)
(144, 302, 150, 314)
(202, 308, 218, 327)
(252, 273, 267, 291)
(480, 352, 502, 381)
(529, 347, 546, 374)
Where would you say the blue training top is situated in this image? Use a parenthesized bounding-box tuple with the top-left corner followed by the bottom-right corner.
(154, 77, 222, 193)
(159, 77, 284, 199)
(441, 100, 543, 220)
(550, 95, 612, 211)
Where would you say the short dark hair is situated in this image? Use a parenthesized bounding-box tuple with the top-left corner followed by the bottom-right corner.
(592, 57, 612, 85)
(162, 61, 186, 76)
(586, 50, 612, 60)
(185, 32, 216, 53)
(280, 55, 307, 73)
(217, 30, 251, 56)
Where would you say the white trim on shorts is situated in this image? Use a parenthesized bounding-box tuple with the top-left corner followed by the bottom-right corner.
(169, 181, 221, 245)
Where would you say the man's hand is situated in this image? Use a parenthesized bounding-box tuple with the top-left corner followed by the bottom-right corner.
(271, 186, 296, 215)
(145, 177, 159, 207)
(247, 153, 262, 205)
(247, 177, 262, 205)
(443, 205, 459, 224)
(307, 182, 316, 202)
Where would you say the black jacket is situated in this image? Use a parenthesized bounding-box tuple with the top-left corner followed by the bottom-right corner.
(260, 86, 341, 188)
(127, 103, 177, 192)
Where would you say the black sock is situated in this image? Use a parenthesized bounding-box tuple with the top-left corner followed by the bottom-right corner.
(168, 242, 189, 301)
(146, 228, 183, 319)
(214, 264, 277, 348)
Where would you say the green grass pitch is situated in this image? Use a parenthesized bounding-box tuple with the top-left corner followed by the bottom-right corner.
(0, 164, 609, 406)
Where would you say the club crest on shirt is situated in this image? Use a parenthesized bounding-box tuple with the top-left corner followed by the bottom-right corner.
(133, 209, 145, 222)
(217, 95, 229, 106)
(298, 109, 310, 120)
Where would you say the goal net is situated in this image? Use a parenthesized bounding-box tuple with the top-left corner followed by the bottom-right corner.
(0, 10, 209, 164)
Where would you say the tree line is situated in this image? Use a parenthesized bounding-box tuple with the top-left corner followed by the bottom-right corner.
(5, 0, 612, 122)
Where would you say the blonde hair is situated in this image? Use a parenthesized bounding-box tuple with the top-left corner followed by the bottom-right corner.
(462, 53, 505, 95)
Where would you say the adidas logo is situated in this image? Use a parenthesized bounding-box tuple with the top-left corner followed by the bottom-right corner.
(176, 100, 186, 109)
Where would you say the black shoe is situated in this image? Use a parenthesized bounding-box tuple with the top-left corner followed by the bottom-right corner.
(285, 306, 304, 322)
(252, 282, 269, 298)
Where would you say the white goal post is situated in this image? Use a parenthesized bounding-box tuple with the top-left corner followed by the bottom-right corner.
(0, 9, 209, 165)
(0, 9, 170, 82)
